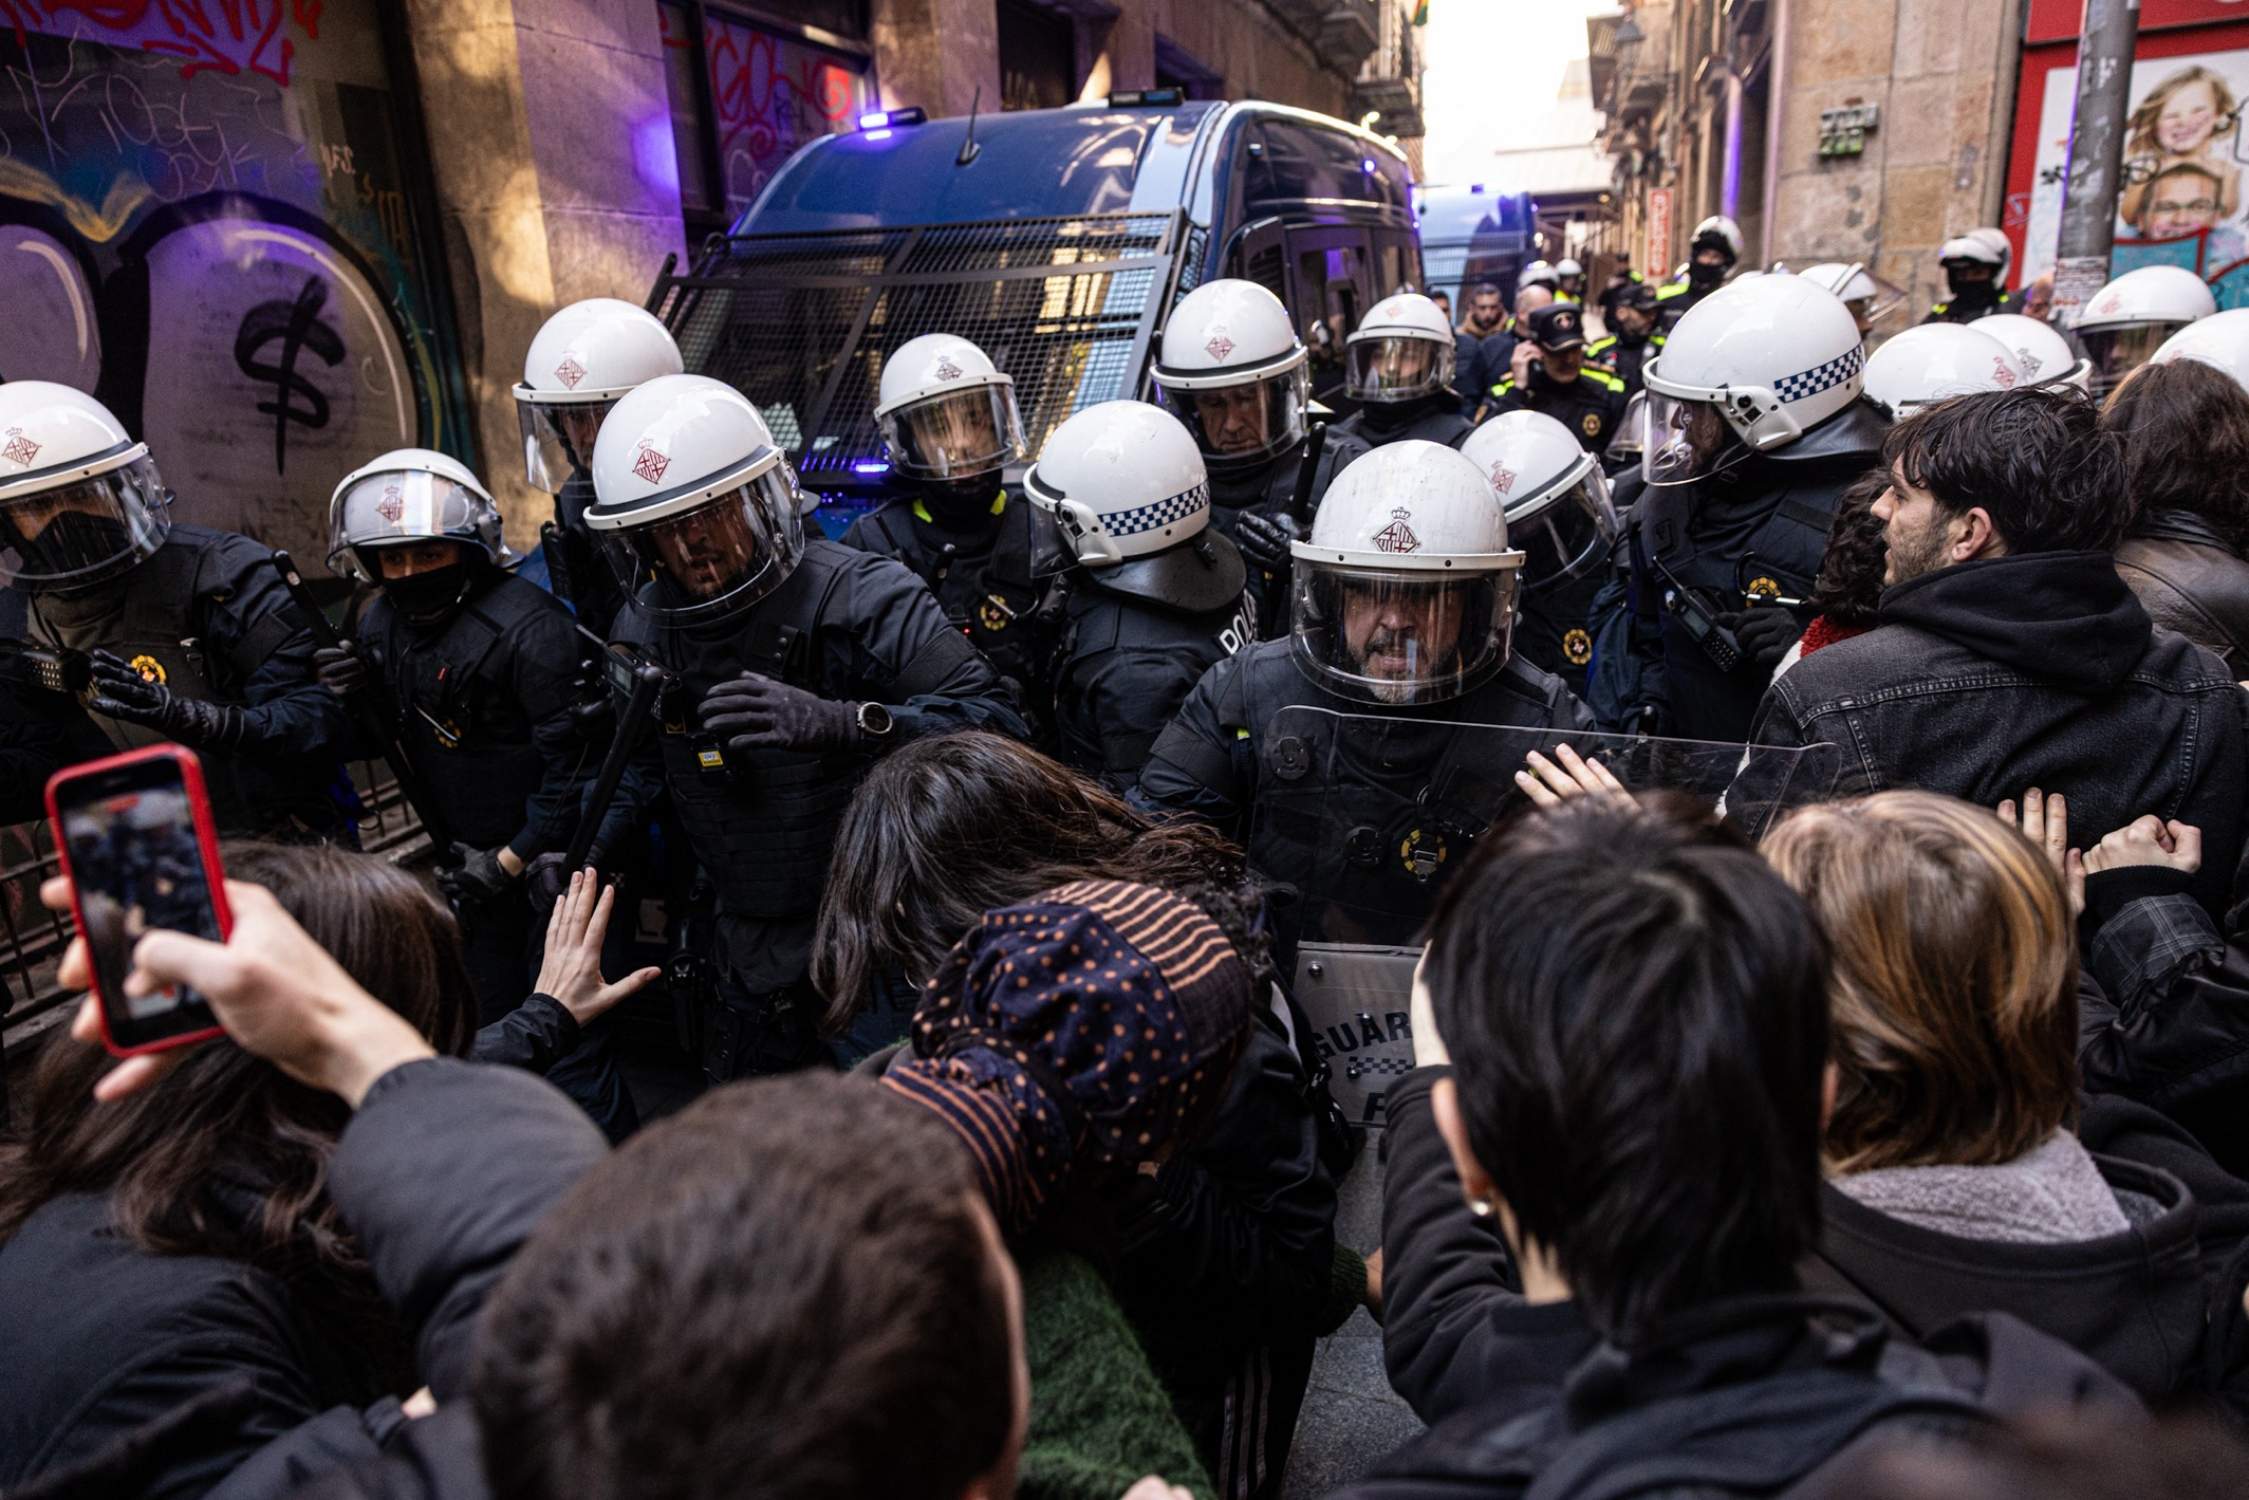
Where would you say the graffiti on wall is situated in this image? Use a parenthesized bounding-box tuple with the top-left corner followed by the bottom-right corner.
(662, 5, 870, 225)
(0, 7, 469, 577)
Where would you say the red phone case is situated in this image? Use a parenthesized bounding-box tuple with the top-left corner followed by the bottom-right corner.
(44, 744, 234, 1057)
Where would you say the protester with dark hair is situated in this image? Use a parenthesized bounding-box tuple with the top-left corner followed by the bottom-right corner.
(1359, 795, 2135, 1497)
(1742, 385, 2248, 914)
(2103, 359, 2249, 669)
(1763, 791, 2249, 1406)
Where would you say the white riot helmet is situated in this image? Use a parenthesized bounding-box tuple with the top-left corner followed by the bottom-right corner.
(1458, 412, 1619, 594)
(1937, 231, 2010, 274)
(584, 374, 806, 627)
(1861, 324, 2024, 419)
(872, 332, 1025, 496)
(327, 448, 514, 585)
(1977, 312, 2093, 392)
(1288, 441, 1524, 705)
(0, 381, 170, 596)
(2150, 306, 2249, 394)
(2074, 265, 2219, 397)
(1796, 261, 1902, 336)
(513, 298, 686, 495)
(1554, 258, 1584, 280)
(1640, 275, 1866, 486)
(1344, 294, 1458, 405)
(1691, 216, 1746, 264)
(1517, 260, 1559, 292)
(1152, 279, 1310, 475)
(1023, 401, 1244, 611)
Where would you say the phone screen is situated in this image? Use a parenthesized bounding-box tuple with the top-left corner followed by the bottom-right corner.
(53, 754, 223, 1048)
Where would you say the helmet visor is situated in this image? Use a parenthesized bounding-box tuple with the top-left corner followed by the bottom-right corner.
(0, 457, 171, 594)
(2081, 322, 2186, 399)
(1157, 365, 1309, 473)
(878, 384, 1024, 481)
(1345, 336, 1454, 403)
(594, 469, 805, 626)
(1640, 392, 1736, 489)
(328, 470, 496, 581)
(1289, 562, 1515, 706)
(1511, 470, 1619, 592)
(517, 396, 617, 494)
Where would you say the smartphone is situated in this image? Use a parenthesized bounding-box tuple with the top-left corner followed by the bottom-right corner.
(45, 745, 232, 1056)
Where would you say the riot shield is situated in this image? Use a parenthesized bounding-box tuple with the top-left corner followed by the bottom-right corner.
(1250, 707, 1839, 1124)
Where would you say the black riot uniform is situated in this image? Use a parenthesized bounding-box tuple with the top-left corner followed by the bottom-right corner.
(1609, 400, 1889, 742)
(1205, 426, 1371, 632)
(1486, 363, 1630, 456)
(1331, 395, 1475, 453)
(1134, 640, 1596, 950)
(550, 470, 631, 640)
(613, 540, 1026, 1081)
(1654, 277, 1718, 334)
(0, 525, 349, 837)
(1053, 544, 1261, 793)
(1923, 287, 2014, 325)
(837, 490, 1066, 733)
(1587, 328, 1664, 399)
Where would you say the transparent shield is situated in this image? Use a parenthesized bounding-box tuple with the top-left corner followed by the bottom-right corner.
(1156, 365, 1309, 473)
(1345, 336, 1455, 403)
(1251, 707, 1841, 1122)
(877, 384, 1025, 481)
(517, 396, 617, 494)
(1511, 470, 1618, 592)
(0, 456, 172, 594)
(593, 468, 807, 627)
(2081, 322, 2187, 399)
(1641, 392, 1737, 488)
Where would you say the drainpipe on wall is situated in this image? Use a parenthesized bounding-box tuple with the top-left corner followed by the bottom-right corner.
(1761, 0, 1790, 263)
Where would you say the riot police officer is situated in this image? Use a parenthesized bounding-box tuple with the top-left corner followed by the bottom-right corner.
(1922, 230, 2014, 326)
(1861, 322, 2024, 420)
(1798, 261, 1897, 341)
(1586, 281, 1665, 398)
(0, 382, 348, 836)
(1135, 439, 1595, 850)
(585, 374, 1024, 1082)
(1602, 274, 1889, 741)
(1654, 215, 1743, 332)
(514, 297, 686, 637)
(316, 448, 637, 1135)
(839, 333, 1066, 728)
(1330, 294, 1475, 452)
(2073, 263, 2218, 399)
(1150, 279, 1369, 631)
(1485, 304, 1631, 458)
(1553, 257, 1587, 305)
(1459, 412, 1620, 700)
(1028, 401, 1258, 791)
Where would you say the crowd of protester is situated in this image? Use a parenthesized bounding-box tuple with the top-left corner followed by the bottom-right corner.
(16, 337, 2249, 1500)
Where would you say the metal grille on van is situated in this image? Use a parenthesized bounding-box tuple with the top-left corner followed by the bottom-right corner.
(648, 210, 1191, 487)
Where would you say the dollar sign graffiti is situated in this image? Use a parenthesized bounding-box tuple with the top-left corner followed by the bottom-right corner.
(232, 275, 345, 476)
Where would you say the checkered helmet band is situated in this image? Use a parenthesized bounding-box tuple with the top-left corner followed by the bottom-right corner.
(1102, 481, 1210, 538)
(1773, 344, 1865, 405)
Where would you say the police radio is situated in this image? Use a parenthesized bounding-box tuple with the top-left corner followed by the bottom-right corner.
(1651, 556, 1744, 673)
(0, 638, 93, 699)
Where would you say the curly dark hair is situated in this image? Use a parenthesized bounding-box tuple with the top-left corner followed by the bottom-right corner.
(811, 731, 1267, 1035)
(2101, 357, 2249, 555)
(1882, 385, 2131, 554)
(1809, 469, 1894, 628)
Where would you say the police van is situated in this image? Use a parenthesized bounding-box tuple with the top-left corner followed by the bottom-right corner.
(646, 94, 1421, 534)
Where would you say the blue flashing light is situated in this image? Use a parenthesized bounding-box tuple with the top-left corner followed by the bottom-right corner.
(858, 110, 890, 130)
(1362, 158, 1379, 173)
(864, 128, 894, 141)
(853, 461, 891, 474)
(858, 107, 926, 131)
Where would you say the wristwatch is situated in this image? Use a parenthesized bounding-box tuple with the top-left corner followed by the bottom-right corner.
(854, 701, 894, 739)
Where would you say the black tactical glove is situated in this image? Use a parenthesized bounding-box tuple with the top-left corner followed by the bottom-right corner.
(312, 644, 370, 699)
(437, 842, 515, 907)
(1715, 605, 1804, 673)
(525, 851, 576, 917)
(86, 650, 247, 750)
(699, 673, 858, 755)
(1235, 510, 1298, 577)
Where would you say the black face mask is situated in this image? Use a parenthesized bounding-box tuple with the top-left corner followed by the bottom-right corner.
(1945, 269, 1999, 307)
(382, 561, 472, 618)
(10, 509, 136, 589)
(1687, 259, 1729, 293)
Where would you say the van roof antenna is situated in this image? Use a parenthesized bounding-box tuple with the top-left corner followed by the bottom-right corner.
(957, 86, 983, 167)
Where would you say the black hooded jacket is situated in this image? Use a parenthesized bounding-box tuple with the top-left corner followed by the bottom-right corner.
(1742, 550, 2249, 913)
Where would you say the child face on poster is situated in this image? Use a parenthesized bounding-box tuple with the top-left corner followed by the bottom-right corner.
(2158, 76, 2226, 155)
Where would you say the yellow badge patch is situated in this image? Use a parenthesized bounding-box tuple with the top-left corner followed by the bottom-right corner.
(127, 654, 166, 685)
(1400, 826, 1448, 881)
(1564, 627, 1593, 666)
(1581, 411, 1603, 438)
(1746, 576, 1782, 600)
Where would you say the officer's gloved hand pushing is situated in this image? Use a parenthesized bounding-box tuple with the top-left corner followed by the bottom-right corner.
(0, 382, 348, 837)
(583, 375, 1025, 1082)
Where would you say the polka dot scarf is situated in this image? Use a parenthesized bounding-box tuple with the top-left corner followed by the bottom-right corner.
(882, 880, 1254, 1234)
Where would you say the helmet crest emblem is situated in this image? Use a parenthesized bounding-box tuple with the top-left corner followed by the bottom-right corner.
(1, 428, 38, 467)
(632, 441, 672, 484)
(934, 356, 963, 381)
(375, 483, 405, 524)
(1372, 506, 1421, 554)
(554, 356, 587, 390)
(1992, 357, 2017, 389)
(1488, 464, 1516, 495)
(1205, 333, 1236, 361)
